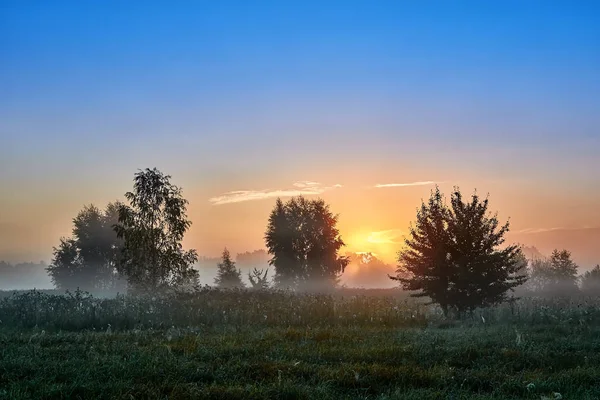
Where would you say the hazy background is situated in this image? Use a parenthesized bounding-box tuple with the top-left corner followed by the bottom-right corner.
(1, 1, 599, 287)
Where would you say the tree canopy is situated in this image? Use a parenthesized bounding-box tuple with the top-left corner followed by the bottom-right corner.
(581, 265, 600, 295)
(47, 203, 125, 292)
(391, 186, 527, 315)
(265, 196, 349, 290)
(113, 168, 199, 292)
(527, 249, 580, 297)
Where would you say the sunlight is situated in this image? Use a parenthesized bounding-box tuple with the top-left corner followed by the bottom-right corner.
(345, 231, 399, 264)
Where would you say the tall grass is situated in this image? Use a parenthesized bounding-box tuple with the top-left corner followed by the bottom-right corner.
(2, 288, 600, 332)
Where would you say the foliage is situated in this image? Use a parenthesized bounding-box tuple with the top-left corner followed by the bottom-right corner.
(581, 264, 600, 295)
(214, 248, 245, 289)
(265, 196, 349, 290)
(114, 168, 199, 293)
(527, 249, 580, 297)
(248, 268, 270, 290)
(46, 203, 126, 292)
(391, 186, 527, 316)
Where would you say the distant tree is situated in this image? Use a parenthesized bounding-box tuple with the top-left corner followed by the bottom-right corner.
(581, 265, 600, 295)
(265, 196, 349, 290)
(390, 186, 527, 316)
(214, 248, 245, 288)
(47, 203, 126, 291)
(511, 249, 530, 296)
(528, 249, 580, 296)
(236, 249, 269, 266)
(0, 261, 51, 290)
(114, 168, 199, 292)
(342, 252, 397, 289)
(248, 268, 270, 290)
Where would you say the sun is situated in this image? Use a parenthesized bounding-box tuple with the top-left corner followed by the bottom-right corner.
(344, 230, 401, 264)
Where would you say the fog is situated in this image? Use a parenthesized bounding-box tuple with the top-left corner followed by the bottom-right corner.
(0, 246, 598, 295)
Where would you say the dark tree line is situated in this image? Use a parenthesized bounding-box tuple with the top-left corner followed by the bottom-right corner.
(48, 168, 198, 294)
(43, 168, 599, 312)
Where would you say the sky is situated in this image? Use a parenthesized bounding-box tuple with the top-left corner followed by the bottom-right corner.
(1, 1, 600, 269)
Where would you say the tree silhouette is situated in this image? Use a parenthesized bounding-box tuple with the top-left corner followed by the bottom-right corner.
(581, 265, 600, 295)
(265, 196, 349, 290)
(114, 168, 198, 292)
(47, 203, 126, 291)
(214, 248, 245, 289)
(248, 268, 270, 290)
(391, 186, 527, 316)
(390, 187, 454, 314)
(528, 249, 580, 296)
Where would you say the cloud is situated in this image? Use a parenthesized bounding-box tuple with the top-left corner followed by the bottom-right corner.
(513, 226, 599, 234)
(367, 229, 405, 244)
(374, 181, 437, 188)
(209, 181, 342, 205)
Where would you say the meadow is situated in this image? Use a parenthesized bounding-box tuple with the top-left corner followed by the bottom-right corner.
(1, 289, 600, 399)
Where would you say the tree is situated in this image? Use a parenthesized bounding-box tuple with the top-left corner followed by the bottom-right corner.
(47, 203, 126, 292)
(248, 268, 270, 290)
(390, 186, 527, 316)
(265, 196, 349, 290)
(113, 168, 199, 292)
(528, 249, 580, 296)
(581, 265, 600, 295)
(343, 252, 397, 289)
(214, 248, 245, 288)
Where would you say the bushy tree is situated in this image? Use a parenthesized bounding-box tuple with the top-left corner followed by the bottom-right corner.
(581, 265, 600, 295)
(390, 186, 527, 316)
(265, 196, 349, 290)
(528, 249, 580, 296)
(214, 248, 245, 289)
(248, 268, 270, 290)
(114, 168, 199, 292)
(47, 203, 126, 291)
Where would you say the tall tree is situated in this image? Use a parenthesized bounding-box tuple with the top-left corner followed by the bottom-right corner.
(214, 248, 245, 289)
(391, 186, 527, 316)
(47, 203, 125, 291)
(265, 196, 349, 290)
(114, 168, 199, 292)
(390, 187, 454, 314)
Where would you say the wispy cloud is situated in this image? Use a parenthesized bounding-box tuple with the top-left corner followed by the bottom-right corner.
(209, 181, 342, 205)
(367, 229, 405, 244)
(513, 226, 599, 234)
(374, 181, 437, 188)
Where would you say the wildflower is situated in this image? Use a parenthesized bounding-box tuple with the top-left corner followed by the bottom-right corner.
(526, 382, 535, 391)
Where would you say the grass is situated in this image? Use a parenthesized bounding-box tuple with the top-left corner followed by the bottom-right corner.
(1, 290, 600, 399)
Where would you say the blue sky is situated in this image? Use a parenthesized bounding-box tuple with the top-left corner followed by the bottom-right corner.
(1, 1, 599, 264)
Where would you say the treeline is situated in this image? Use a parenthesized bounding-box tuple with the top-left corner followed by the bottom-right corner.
(17, 167, 598, 317)
(0, 261, 51, 290)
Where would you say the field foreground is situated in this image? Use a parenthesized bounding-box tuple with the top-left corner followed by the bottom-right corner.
(1, 324, 600, 399)
(1, 290, 600, 399)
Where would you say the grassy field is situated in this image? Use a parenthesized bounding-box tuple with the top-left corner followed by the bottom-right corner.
(1, 290, 600, 399)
